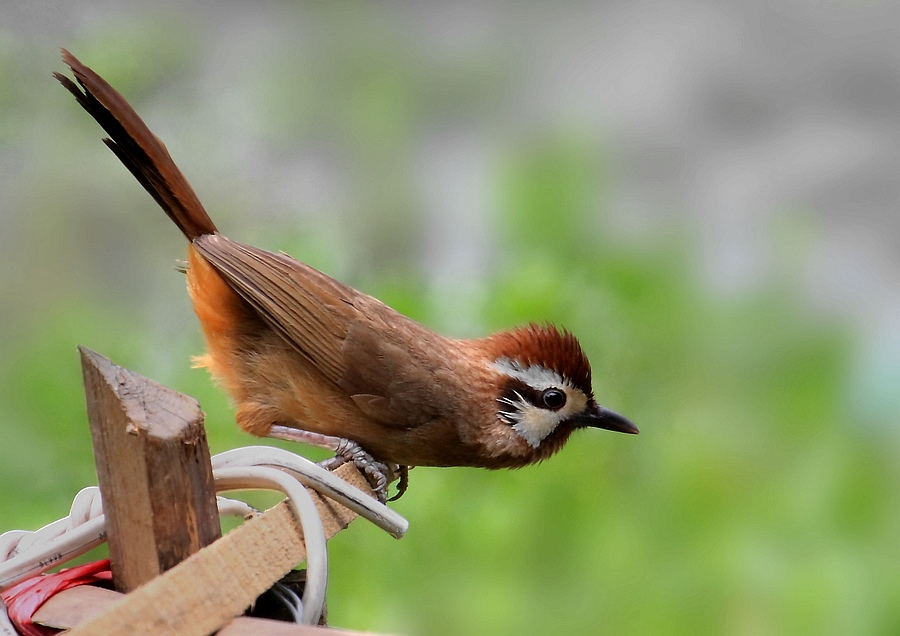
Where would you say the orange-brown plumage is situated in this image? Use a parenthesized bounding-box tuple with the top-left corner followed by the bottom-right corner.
(56, 50, 637, 479)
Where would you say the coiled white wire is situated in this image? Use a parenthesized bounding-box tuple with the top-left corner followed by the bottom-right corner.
(0, 446, 408, 630)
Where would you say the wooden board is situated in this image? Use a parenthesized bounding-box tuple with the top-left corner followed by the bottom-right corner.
(80, 347, 221, 592)
(66, 463, 367, 636)
(36, 587, 383, 635)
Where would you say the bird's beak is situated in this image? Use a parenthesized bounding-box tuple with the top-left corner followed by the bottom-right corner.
(577, 404, 639, 435)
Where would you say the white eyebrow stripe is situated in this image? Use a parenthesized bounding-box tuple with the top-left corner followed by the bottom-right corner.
(490, 358, 572, 392)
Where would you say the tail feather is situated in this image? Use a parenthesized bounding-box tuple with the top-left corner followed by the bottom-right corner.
(55, 49, 217, 241)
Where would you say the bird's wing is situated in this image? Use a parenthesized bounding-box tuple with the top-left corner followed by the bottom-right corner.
(193, 234, 453, 427)
(194, 234, 356, 385)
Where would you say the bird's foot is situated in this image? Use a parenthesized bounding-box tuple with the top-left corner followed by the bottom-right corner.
(268, 426, 400, 502)
(320, 439, 403, 504)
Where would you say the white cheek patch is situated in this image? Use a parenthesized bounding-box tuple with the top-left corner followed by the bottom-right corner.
(512, 408, 565, 448)
(491, 358, 590, 448)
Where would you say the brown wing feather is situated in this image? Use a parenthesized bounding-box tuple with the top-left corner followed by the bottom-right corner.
(193, 234, 357, 385)
(194, 234, 459, 428)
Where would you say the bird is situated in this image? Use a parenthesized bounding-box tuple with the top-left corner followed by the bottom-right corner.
(55, 50, 637, 499)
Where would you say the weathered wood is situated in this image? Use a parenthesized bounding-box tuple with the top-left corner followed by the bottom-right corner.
(219, 617, 377, 635)
(35, 585, 382, 635)
(67, 463, 368, 636)
(79, 347, 221, 593)
(32, 585, 122, 629)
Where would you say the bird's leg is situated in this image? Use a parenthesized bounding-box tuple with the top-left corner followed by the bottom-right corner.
(268, 425, 397, 502)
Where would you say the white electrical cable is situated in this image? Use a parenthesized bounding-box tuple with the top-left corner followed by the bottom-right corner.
(0, 487, 107, 591)
(0, 446, 409, 629)
(0, 600, 16, 636)
(0, 486, 102, 562)
(270, 582, 303, 623)
(0, 499, 260, 593)
(213, 466, 327, 625)
(212, 447, 408, 538)
(215, 496, 259, 520)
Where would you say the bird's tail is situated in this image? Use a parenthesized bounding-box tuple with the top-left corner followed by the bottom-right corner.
(55, 49, 217, 241)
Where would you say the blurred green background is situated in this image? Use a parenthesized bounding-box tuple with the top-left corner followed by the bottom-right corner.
(1, 3, 899, 634)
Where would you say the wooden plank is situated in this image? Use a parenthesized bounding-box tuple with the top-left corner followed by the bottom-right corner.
(34, 586, 383, 635)
(219, 616, 378, 635)
(67, 463, 368, 636)
(79, 347, 221, 593)
(32, 585, 122, 629)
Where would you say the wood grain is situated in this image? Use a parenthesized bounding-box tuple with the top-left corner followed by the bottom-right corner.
(80, 347, 221, 593)
(66, 463, 368, 636)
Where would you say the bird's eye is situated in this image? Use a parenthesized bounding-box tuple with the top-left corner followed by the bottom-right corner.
(542, 388, 566, 410)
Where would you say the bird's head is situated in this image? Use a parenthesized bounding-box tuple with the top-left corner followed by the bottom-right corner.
(479, 324, 637, 463)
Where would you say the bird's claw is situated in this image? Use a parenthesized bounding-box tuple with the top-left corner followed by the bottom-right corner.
(320, 439, 397, 503)
(387, 465, 410, 502)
